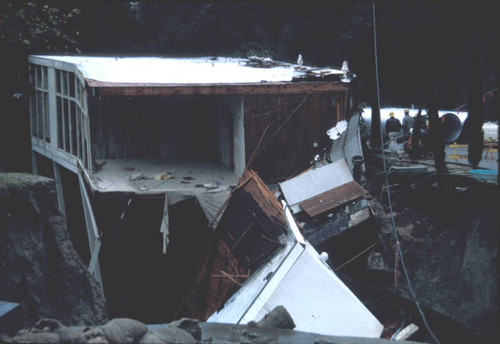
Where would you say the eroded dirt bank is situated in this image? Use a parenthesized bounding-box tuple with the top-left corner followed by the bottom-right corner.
(0, 173, 108, 333)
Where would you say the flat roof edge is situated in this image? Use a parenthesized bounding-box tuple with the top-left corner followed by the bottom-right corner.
(90, 81, 350, 96)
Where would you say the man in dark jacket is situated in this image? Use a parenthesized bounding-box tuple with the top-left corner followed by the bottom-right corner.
(402, 108, 414, 140)
(385, 111, 402, 152)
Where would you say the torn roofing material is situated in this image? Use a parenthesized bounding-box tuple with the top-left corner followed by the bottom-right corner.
(299, 180, 369, 217)
(175, 169, 289, 321)
(280, 112, 371, 244)
(279, 159, 354, 214)
(29, 55, 344, 86)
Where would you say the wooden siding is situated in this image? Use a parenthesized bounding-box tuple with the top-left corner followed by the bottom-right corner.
(88, 96, 231, 161)
(176, 170, 287, 321)
(244, 94, 344, 183)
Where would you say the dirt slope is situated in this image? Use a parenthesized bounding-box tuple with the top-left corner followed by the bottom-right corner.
(0, 173, 108, 333)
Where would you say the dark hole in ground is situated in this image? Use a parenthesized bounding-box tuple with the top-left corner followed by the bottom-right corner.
(60, 166, 90, 265)
(96, 194, 211, 324)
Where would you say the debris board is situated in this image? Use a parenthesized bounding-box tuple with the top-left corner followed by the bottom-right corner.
(279, 159, 353, 210)
(299, 181, 369, 217)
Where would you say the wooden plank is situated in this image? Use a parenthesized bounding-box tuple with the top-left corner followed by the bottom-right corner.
(299, 181, 368, 217)
(92, 81, 348, 96)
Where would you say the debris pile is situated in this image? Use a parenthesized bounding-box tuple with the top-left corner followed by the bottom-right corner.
(2, 306, 425, 344)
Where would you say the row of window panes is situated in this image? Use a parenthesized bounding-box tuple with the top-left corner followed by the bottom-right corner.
(56, 96, 89, 167)
(55, 70, 81, 101)
(29, 64, 48, 90)
(30, 90, 50, 142)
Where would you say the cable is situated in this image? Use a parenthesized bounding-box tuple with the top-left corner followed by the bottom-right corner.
(371, 2, 441, 343)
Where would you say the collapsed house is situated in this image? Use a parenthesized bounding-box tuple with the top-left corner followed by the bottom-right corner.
(27, 55, 360, 323)
(175, 169, 383, 337)
(171, 102, 384, 337)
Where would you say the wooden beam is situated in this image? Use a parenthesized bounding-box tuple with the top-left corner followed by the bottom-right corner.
(53, 162, 66, 218)
(91, 81, 349, 96)
(299, 181, 369, 218)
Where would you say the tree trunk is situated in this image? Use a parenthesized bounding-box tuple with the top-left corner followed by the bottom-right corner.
(428, 93, 447, 173)
(466, 51, 484, 169)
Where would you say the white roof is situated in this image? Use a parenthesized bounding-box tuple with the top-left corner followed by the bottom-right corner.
(30, 55, 342, 85)
(208, 206, 383, 338)
(279, 159, 354, 213)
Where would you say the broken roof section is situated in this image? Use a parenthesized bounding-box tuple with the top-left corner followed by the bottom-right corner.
(280, 114, 367, 216)
(176, 168, 382, 337)
(279, 113, 371, 246)
(30, 55, 345, 87)
(175, 170, 289, 321)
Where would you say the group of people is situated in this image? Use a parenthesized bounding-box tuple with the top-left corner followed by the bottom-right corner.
(385, 108, 429, 158)
(385, 108, 414, 153)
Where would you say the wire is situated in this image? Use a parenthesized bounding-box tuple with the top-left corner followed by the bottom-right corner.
(372, 2, 441, 343)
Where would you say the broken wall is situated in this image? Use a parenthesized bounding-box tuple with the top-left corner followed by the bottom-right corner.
(244, 94, 339, 182)
(175, 170, 288, 321)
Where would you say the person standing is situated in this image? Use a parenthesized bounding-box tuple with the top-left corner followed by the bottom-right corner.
(385, 111, 402, 153)
(402, 108, 414, 140)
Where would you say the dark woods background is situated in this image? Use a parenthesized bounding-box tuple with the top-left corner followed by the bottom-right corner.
(1, 0, 499, 172)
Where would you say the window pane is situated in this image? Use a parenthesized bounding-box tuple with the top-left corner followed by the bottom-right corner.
(36, 65, 42, 88)
(37, 91, 43, 138)
(56, 70, 61, 94)
(62, 71, 68, 95)
(69, 73, 75, 97)
(43, 92, 50, 142)
(70, 101, 77, 155)
(76, 80, 81, 103)
(57, 97, 63, 149)
(64, 99, 70, 152)
(77, 107, 82, 159)
(42, 67, 48, 89)
(31, 94, 37, 137)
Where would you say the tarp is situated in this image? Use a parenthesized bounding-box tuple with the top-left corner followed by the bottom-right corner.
(160, 187, 230, 253)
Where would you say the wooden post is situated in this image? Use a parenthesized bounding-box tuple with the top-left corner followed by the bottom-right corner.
(47, 67, 58, 149)
(78, 172, 103, 287)
(31, 151, 38, 175)
(52, 162, 66, 218)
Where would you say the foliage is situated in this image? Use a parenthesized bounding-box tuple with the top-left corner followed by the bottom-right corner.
(0, 1, 81, 52)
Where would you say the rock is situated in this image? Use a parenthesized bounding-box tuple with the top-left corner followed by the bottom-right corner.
(1, 331, 61, 343)
(100, 318, 147, 344)
(255, 305, 295, 330)
(168, 318, 201, 340)
(59, 326, 108, 344)
(366, 251, 391, 272)
(139, 327, 196, 344)
(1, 318, 64, 343)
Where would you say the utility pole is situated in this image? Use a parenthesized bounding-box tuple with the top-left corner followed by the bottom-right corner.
(370, 1, 381, 149)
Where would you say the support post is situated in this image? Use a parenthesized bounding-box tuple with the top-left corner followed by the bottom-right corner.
(78, 172, 103, 287)
(52, 162, 66, 218)
(32, 151, 38, 175)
